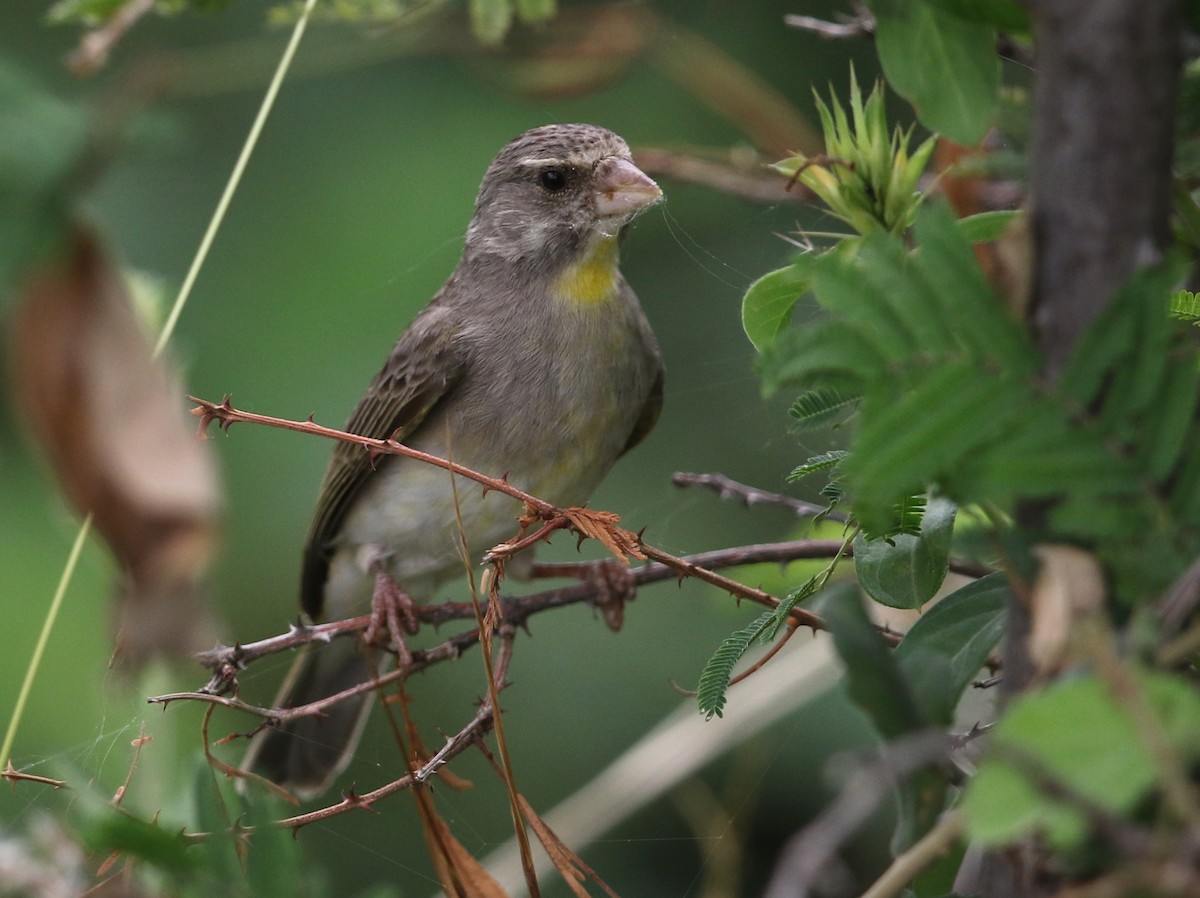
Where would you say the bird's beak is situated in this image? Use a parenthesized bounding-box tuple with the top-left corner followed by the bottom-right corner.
(593, 156, 662, 220)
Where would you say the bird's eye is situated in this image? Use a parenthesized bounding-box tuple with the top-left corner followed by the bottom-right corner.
(537, 166, 569, 192)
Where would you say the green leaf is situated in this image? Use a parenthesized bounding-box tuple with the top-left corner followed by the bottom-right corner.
(76, 799, 195, 874)
(514, 0, 555, 24)
(956, 210, 1021, 243)
(761, 574, 826, 642)
(823, 583, 926, 738)
(0, 62, 89, 294)
(896, 573, 1007, 725)
(742, 261, 812, 351)
(1170, 289, 1200, 323)
(824, 583, 948, 850)
(873, 1, 1000, 144)
(697, 612, 773, 719)
(243, 792, 305, 897)
(854, 497, 956, 609)
(962, 670, 1200, 849)
(918, 0, 1030, 32)
(469, 0, 512, 44)
(789, 386, 861, 430)
(788, 449, 849, 482)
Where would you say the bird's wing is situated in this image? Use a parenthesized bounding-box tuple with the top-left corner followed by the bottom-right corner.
(621, 364, 663, 456)
(300, 305, 468, 618)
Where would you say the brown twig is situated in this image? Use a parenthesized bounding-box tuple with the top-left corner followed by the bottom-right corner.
(672, 470, 844, 521)
(111, 723, 149, 806)
(276, 633, 515, 829)
(2, 761, 68, 790)
(633, 147, 811, 203)
(67, 0, 157, 75)
(189, 397, 845, 628)
(674, 470, 996, 580)
(183, 539, 854, 693)
(784, 7, 875, 41)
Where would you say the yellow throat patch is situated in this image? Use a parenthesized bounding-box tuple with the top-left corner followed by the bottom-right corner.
(553, 236, 620, 305)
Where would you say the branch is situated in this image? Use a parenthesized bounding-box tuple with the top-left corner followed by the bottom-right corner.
(190, 397, 843, 629)
(67, 0, 156, 75)
(859, 811, 964, 898)
(672, 470, 844, 521)
(633, 147, 811, 203)
(673, 471, 995, 579)
(784, 6, 875, 41)
(276, 632, 515, 830)
(158, 537, 857, 718)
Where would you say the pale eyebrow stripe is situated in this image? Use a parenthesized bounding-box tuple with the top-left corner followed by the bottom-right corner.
(518, 154, 594, 169)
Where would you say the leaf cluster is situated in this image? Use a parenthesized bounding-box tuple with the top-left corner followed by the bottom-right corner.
(762, 205, 1200, 603)
(772, 70, 936, 239)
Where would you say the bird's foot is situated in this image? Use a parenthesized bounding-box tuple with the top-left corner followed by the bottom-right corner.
(364, 571, 419, 665)
(531, 560, 636, 631)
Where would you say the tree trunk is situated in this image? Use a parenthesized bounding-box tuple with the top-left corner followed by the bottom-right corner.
(975, 1, 1185, 895)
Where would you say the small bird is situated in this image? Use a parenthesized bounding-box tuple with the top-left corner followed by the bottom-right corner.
(246, 124, 664, 797)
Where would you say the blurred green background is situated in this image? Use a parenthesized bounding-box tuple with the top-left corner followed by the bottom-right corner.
(0, 2, 894, 894)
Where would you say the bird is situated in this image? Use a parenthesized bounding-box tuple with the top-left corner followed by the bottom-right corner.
(244, 123, 665, 798)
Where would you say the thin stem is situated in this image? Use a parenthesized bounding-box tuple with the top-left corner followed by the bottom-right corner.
(0, 514, 92, 772)
(153, 0, 320, 357)
(4, 0, 321, 776)
(859, 812, 964, 898)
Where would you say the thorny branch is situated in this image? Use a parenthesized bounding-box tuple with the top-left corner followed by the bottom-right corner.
(277, 630, 516, 830)
(150, 538, 869, 714)
(672, 471, 995, 580)
(161, 397, 992, 826)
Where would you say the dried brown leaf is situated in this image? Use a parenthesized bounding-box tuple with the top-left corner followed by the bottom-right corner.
(415, 787, 510, 898)
(561, 508, 644, 564)
(1029, 544, 1105, 674)
(8, 224, 221, 665)
(518, 793, 620, 898)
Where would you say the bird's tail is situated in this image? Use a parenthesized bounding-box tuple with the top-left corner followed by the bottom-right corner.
(241, 637, 383, 800)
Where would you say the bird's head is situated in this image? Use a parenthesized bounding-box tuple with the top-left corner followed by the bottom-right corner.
(465, 123, 662, 268)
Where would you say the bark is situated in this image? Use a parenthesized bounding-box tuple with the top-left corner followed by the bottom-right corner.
(976, 1, 1186, 895)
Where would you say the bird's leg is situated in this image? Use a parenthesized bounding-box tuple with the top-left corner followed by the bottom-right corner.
(363, 565, 420, 666)
(530, 560, 637, 631)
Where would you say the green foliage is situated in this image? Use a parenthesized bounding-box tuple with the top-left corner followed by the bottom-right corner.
(266, 0, 445, 25)
(760, 202, 1200, 600)
(742, 259, 813, 352)
(822, 584, 949, 848)
(787, 449, 848, 483)
(894, 573, 1006, 725)
(48, 0, 232, 25)
(747, 72, 936, 353)
(962, 670, 1200, 849)
(469, 0, 555, 43)
(1170, 289, 1200, 324)
(853, 497, 955, 609)
(823, 583, 924, 739)
(956, 209, 1021, 244)
(789, 386, 860, 431)
(773, 70, 936, 238)
(871, 0, 1000, 144)
(468, 0, 512, 43)
(75, 796, 197, 875)
(698, 553, 849, 719)
(915, 0, 1030, 33)
(0, 61, 87, 293)
(696, 611, 773, 720)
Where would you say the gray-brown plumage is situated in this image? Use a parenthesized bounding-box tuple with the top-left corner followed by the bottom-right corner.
(244, 124, 664, 797)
